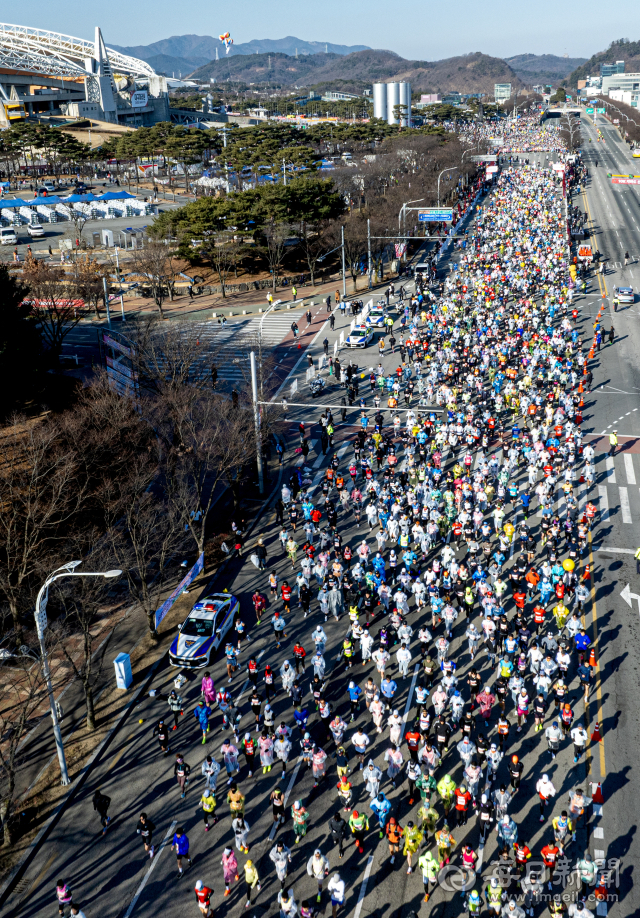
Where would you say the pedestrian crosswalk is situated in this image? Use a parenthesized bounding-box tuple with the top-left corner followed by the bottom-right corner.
(188, 312, 304, 386)
(594, 451, 640, 526)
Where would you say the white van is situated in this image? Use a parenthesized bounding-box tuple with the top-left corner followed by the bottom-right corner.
(0, 226, 17, 245)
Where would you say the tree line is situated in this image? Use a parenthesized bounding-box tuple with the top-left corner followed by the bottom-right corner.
(149, 125, 481, 293)
(0, 313, 278, 843)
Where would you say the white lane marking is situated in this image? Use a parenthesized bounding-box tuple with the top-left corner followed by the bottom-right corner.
(594, 827, 604, 839)
(594, 546, 635, 554)
(624, 454, 636, 485)
(123, 820, 177, 918)
(598, 486, 610, 521)
(594, 849, 606, 860)
(619, 487, 632, 524)
(401, 664, 419, 730)
(605, 457, 616, 483)
(353, 854, 375, 918)
(269, 756, 303, 840)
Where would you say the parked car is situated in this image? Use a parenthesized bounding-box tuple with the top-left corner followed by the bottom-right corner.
(27, 223, 45, 237)
(0, 226, 17, 245)
(169, 592, 238, 669)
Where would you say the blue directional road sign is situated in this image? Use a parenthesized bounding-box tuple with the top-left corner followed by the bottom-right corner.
(418, 208, 454, 222)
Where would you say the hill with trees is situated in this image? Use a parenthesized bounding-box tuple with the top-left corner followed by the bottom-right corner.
(563, 38, 640, 87)
(190, 49, 523, 95)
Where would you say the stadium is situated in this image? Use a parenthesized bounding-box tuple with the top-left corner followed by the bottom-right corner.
(0, 22, 170, 127)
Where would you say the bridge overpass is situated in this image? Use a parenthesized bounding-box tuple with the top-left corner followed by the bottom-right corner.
(541, 106, 582, 121)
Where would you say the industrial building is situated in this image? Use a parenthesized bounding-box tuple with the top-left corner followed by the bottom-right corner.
(372, 81, 412, 126)
(0, 22, 169, 128)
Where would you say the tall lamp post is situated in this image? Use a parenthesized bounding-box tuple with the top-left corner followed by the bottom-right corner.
(35, 562, 122, 785)
(437, 167, 459, 207)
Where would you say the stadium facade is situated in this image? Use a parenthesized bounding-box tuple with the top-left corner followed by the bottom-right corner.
(0, 22, 169, 127)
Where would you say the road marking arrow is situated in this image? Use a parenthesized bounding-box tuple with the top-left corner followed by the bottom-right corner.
(620, 583, 640, 612)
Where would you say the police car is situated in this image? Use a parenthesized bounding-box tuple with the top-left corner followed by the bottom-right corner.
(169, 592, 238, 668)
(346, 325, 374, 348)
(365, 306, 388, 328)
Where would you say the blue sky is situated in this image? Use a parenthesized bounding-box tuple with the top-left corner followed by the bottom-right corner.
(12, 0, 640, 60)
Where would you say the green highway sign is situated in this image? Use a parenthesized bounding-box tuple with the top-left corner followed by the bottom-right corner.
(597, 108, 606, 113)
(585, 108, 594, 114)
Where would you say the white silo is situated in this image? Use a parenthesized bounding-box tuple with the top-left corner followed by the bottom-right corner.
(387, 81, 400, 125)
(399, 81, 412, 127)
(373, 82, 387, 122)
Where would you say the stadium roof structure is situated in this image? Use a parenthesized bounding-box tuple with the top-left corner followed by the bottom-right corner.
(0, 21, 155, 79)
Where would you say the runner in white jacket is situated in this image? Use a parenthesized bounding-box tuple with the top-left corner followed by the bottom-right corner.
(306, 849, 330, 902)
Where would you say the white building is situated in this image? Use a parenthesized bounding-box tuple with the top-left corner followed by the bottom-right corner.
(494, 83, 512, 103)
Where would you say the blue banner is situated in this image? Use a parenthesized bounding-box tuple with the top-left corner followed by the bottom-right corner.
(155, 553, 204, 629)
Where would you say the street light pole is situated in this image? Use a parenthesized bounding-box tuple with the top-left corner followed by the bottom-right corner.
(341, 224, 346, 300)
(367, 218, 372, 289)
(35, 563, 122, 785)
(437, 167, 459, 207)
(250, 351, 264, 495)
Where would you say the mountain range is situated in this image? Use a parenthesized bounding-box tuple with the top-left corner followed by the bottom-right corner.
(111, 34, 370, 78)
(505, 53, 586, 83)
(188, 49, 525, 95)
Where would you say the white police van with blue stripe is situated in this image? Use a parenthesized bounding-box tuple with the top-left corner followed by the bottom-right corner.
(169, 592, 238, 669)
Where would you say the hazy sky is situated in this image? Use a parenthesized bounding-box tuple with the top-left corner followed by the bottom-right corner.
(11, 0, 640, 59)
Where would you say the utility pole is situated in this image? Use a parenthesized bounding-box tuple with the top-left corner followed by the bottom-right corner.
(367, 217, 372, 289)
(283, 158, 287, 185)
(102, 275, 112, 328)
(341, 224, 346, 300)
(114, 246, 125, 321)
(250, 351, 264, 495)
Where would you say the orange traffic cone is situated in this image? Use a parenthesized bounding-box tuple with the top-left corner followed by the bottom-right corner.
(297, 342, 301, 349)
(582, 563, 591, 582)
(579, 473, 585, 483)
(589, 648, 596, 667)
(591, 721, 603, 742)
(592, 782, 604, 804)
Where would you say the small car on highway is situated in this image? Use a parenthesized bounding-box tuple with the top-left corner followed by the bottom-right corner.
(169, 591, 238, 668)
(346, 325, 374, 348)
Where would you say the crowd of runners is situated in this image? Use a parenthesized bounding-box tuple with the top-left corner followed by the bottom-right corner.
(57, 115, 609, 918)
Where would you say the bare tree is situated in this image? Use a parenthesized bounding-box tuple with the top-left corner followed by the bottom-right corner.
(130, 241, 175, 317)
(102, 461, 187, 636)
(157, 387, 256, 555)
(0, 417, 83, 648)
(331, 216, 368, 291)
(559, 113, 582, 153)
(200, 230, 240, 298)
(297, 220, 332, 287)
(70, 255, 107, 320)
(0, 655, 47, 845)
(22, 258, 88, 364)
(261, 221, 290, 293)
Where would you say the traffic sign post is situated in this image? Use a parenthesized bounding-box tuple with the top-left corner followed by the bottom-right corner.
(418, 208, 454, 222)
